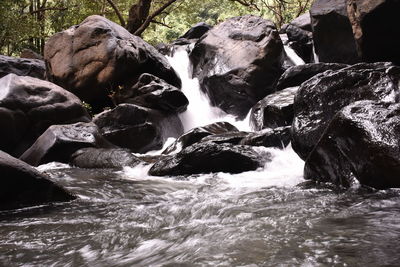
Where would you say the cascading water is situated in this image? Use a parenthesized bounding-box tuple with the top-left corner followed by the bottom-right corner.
(166, 46, 251, 132)
(1, 39, 400, 267)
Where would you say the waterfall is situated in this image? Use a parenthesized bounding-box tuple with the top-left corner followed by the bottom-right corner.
(166, 47, 251, 132)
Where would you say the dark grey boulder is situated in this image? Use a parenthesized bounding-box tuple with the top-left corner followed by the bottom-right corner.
(162, 122, 238, 154)
(180, 22, 212, 40)
(150, 142, 269, 176)
(93, 104, 183, 153)
(0, 74, 91, 156)
(311, 0, 359, 64)
(0, 55, 45, 80)
(251, 87, 298, 131)
(276, 63, 348, 91)
(292, 62, 400, 160)
(44, 15, 180, 112)
(290, 12, 312, 32)
(305, 101, 400, 189)
(71, 148, 142, 169)
(112, 73, 188, 113)
(20, 122, 113, 166)
(190, 15, 284, 119)
(0, 150, 75, 211)
(347, 0, 400, 65)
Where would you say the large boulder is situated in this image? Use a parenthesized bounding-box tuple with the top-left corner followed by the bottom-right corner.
(0, 55, 45, 79)
(0, 150, 75, 211)
(292, 62, 400, 160)
(93, 104, 183, 153)
(347, 0, 400, 65)
(20, 122, 113, 166)
(0, 74, 91, 156)
(250, 87, 298, 131)
(311, 0, 359, 64)
(71, 148, 142, 169)
(276, 63, 348, 90)
(44, 15, 181, 111)
(149, 142, 269, 176)
(305, 101, 400, 189)
(112, 73, 188, 114)
(190, 15, 284, 119)
(162, 122, 238, 154)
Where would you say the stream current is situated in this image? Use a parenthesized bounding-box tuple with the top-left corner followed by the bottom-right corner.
(1, 47, 400, 267)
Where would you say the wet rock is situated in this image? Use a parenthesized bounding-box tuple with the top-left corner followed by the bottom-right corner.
(0, 74, 91, 157)
(200, 131, 249, 145)
(190, 15, 284, 119)
(241, 126, 291, 149)
(112, 73, 188, 113)
(285, 24, 313, 63)
(180, 22, 212, 40)
(201, 127, 291, 149)
(251, 87, 298, 131)
(0, 55, 45, 79)
(292, 62, 400, 160)
(20, 122, 113, 167)
(276, 63, 348, 90)
(150, 142, 269, 176)
(44, 15, 180, 112)
(0, 150, 75, 211)
(311, 0, 359, 64)
(347, 0, 400, 65)
(162, 122, 238, 154)
(71, 148, 142, 169)
(93, 104, 183, 153)
(305, 101, 400, 189)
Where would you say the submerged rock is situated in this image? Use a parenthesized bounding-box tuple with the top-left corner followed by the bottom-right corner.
(305, 101, 400, 189)
(20, 122, 113, 167)
(0, 55, 45, 80)
(347, 0, 400, 65)
(112, 73, 188, 114)
(276, 63, 348, 91)
(94, 104, 183, 153)
(71, 148, 142, 169)
(0, 150, 75, 211)
(251, 87, 298, 131)
(150, 142, 269, 176)
(311, 0, 359, 64)
(162, 122, 238, 154)
(190, 15, 284, 118)
(0, 74, 91, 157)
(292, 62, 400, 160)
(44, 15, 180, 111)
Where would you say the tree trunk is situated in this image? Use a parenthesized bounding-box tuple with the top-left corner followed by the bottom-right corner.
(126, 0, 152, 35)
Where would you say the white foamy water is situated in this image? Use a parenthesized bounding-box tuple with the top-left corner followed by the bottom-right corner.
(166, 47, 251, 132)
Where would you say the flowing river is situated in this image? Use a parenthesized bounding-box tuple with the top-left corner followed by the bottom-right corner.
(1, 47, 400, 267)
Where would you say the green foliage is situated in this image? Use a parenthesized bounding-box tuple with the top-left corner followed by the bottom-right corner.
(0, 0, 311, 56)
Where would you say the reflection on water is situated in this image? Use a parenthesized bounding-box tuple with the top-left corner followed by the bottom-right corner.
(1, 149, 400, 266)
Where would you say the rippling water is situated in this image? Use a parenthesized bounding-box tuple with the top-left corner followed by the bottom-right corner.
(1, 146, 400, 266)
